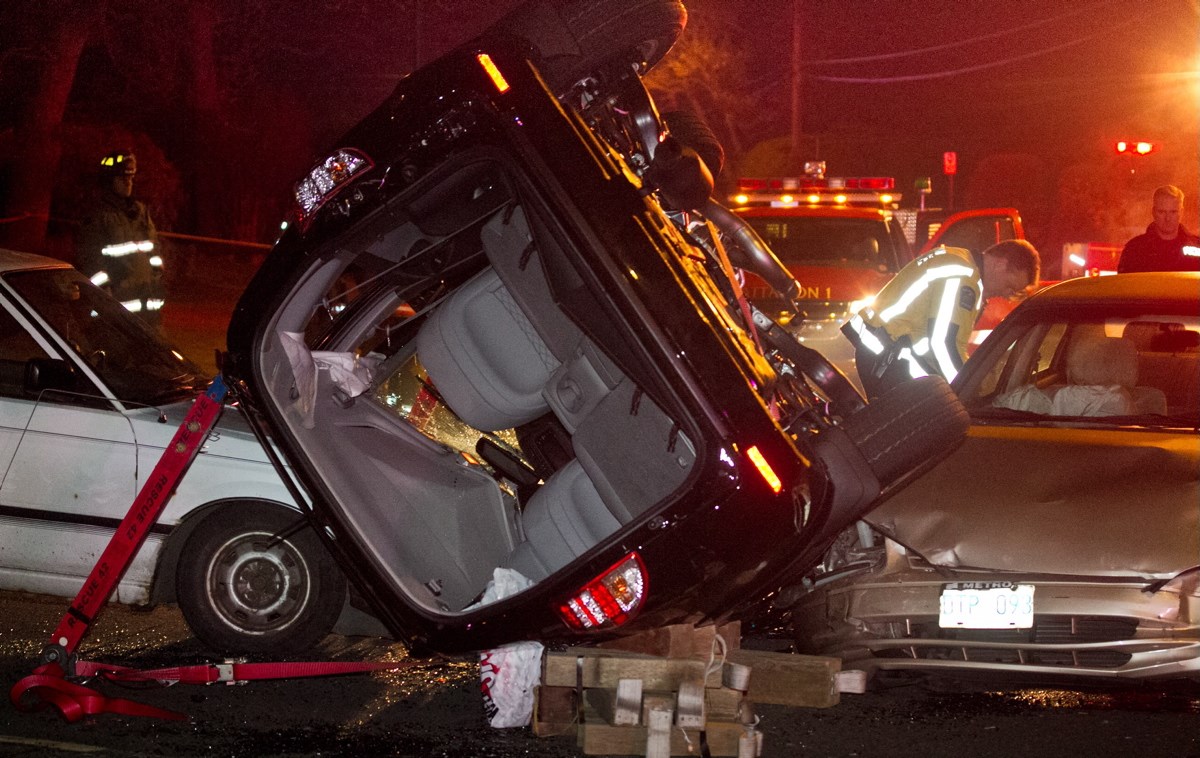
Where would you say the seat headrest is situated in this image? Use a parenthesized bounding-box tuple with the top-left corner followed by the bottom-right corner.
(1123, 321, 1198, 352)
(1067, 336, 1138, 388)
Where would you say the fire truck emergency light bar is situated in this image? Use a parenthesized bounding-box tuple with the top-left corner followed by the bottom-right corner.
(732, 176, 899, 208)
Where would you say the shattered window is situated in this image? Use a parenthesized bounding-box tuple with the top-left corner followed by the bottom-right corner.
(372, 352, 522, 465)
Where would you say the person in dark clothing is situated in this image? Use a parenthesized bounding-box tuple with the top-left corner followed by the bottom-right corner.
(1117, 185, 1200, 273)
(77, 150, 166, 327)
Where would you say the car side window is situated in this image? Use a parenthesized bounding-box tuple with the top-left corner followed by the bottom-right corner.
(0, 307, 52, 398)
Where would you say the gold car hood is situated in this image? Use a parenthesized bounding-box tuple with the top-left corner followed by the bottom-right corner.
(866, 424, 1200, 579)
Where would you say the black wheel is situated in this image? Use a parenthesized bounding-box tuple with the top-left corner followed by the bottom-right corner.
(176, 502, 346, 655)
(496, 0, 687, 93)
(840, 375, 970, 490)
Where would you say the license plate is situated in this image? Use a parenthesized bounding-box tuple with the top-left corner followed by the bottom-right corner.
(938, 582, 1035, 629)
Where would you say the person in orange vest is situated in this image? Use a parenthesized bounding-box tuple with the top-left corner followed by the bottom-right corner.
(77, 150, 166, 328)
(842, 239, 1039, 399)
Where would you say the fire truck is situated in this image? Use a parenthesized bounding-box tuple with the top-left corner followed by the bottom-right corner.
(729, 164, 1027, 383)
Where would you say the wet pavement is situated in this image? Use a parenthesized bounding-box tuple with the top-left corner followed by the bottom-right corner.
(2, 591, 1198, 757)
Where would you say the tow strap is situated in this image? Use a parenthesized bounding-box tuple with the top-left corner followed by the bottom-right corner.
(10, 375, 418, 722)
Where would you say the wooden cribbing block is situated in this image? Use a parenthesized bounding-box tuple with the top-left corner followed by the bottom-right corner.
(725, 648, 842, 708)
(579, 703, 747, 756)
(583, 679, 643, 726)
(543, 648, 721, 690)
(635, 688, 743, 727)
(596, 621, 742, 658)
(532, 685, 577, 737)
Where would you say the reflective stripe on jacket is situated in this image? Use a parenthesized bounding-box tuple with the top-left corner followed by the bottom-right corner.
(850, 246, 981, 382)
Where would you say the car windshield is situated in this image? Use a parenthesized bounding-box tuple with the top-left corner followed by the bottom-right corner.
(5, 268, 205, 404)
(741, 216, 903, 269)
(960, 307, 1200, 427)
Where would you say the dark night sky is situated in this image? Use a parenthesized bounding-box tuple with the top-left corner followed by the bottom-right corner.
(707, 0, 1196, 190)
(1, 0, 1195, 245)
(396, 0, 1199, 220)
(295, 0, 1199, 169)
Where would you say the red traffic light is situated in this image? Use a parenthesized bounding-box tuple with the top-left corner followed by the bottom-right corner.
(1115, 141, 1156, 155)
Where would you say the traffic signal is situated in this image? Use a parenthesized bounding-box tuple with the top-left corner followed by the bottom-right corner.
(1115, 141, 1156, 155)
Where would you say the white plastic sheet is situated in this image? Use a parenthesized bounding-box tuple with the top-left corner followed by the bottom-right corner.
(475, 568, 544, 728)
(279, 331, 382, 427)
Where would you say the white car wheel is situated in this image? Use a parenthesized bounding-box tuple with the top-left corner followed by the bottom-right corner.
(176, 502, 346, 655)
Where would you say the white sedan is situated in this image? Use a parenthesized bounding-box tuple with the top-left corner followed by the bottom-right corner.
(0, 248, 345, 653)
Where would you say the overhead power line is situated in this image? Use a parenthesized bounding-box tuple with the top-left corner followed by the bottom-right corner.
(810, 15, 1136, 84)
(806, 0, 1122, 66)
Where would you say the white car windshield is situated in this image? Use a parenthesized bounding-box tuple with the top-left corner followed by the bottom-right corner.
(5, 268, 205, 404)
(962, 309, 1200, 426)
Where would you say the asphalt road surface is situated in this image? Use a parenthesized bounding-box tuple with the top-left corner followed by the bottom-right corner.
(11, 254, 1198, 755)
(2, 591, 1198, 757)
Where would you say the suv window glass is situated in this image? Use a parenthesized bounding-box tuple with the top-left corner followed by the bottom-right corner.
(965, 312, 1200, 423)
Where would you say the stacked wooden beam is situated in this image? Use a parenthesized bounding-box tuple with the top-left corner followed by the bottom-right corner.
(533, 623, 853, 757)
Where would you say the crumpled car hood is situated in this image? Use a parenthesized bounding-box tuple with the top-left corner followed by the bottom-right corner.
(866, 424, 1200, 579)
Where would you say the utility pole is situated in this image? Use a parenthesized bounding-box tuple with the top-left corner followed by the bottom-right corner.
(789, 0, 803, 167)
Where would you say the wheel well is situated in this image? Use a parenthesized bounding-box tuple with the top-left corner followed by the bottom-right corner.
(149, 499, 303, 605)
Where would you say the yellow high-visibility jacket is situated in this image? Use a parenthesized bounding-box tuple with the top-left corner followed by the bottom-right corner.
(852, 246, 982, 382)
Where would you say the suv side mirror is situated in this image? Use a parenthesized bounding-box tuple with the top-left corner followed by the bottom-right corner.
(24, 358, 78, 394)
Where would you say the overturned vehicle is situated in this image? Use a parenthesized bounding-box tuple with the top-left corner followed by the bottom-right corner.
(221, 0, 968, 654)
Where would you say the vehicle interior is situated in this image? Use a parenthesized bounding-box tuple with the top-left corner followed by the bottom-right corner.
(969, 314, 1200, 421)
(253, 157, 705, 614)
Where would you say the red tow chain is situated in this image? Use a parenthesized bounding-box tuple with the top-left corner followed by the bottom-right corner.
(9, 375, 417, 722)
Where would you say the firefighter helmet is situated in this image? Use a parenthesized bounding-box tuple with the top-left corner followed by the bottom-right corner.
(99, 151, 137, 176)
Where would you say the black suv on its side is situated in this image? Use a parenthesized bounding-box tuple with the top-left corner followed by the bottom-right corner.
(223, 0, 967, 654)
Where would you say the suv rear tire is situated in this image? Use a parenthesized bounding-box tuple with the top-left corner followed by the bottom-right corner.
(841, 375, 970, 489)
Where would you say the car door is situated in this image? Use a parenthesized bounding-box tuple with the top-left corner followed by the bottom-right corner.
(0, 296, 139, 594)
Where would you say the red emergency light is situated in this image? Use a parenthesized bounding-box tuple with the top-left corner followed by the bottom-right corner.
(1115, 141, 1156, 155)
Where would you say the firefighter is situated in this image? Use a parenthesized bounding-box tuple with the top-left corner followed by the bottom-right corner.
(77, 150, 165, 328)
(842, 239, 1039, 399)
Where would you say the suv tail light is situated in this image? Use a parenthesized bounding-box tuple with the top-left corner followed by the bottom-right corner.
(293, 147, 374, 227)
(557, 553, 647, 630)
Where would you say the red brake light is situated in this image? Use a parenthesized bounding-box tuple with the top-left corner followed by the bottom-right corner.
(557, 552, 647, 630)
